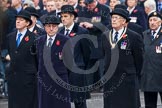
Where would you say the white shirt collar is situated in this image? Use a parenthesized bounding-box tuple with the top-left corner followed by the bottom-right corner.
(73, 3, 78, 9)
(29, 25, 35, 32)
(46, 34, 56, 46)
(56, 9, 61, 14)
(64, 22, 75, 35)
(152, 26, 161, 38)
(16, 29, 27, 41)
(127, 6, 136, 14)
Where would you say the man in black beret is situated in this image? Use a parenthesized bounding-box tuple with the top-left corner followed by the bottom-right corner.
(101, 7, 143, 108)
(141, 11, 162, 108)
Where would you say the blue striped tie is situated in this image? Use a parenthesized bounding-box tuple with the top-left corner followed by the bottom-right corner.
(16, 33, 22, 47)
(114, 32, 118, 43)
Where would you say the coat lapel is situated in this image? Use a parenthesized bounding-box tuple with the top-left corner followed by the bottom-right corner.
(148, 27, 162, 44)
(70, 23, 78, 35)
(17, 30, 30, 50)
(11, 31, 17, 51)
(59, 28, 65, 35)
(153, 27, 162, 41)
(51, 34, 60, 53)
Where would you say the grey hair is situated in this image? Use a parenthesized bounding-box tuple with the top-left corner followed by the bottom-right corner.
(23, 0, 35, 8)
(144, 0, 156, 11)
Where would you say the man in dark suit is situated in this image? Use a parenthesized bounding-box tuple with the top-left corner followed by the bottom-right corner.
(79, 0, 111, 86)
(114, 4, 144, 38)
(126, 0, 147, 31)
(80, 0, 111, 27)
(68, 0, 88, 18)
(102, 8, 143, 108)
(5, 10, 37, 108)
(141, 11, 162, 108)
(37, 15, 71, 108)
(24, 7, 46, 36)
(59, 5, 92, 108)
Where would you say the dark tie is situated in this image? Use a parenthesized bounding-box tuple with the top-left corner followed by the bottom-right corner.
(114, 32, 119, 43)
(48, 38, 53, 47)
(16, 33, 22, 47)
(151, 31, 156, 40)
(65, 29, 70, 36)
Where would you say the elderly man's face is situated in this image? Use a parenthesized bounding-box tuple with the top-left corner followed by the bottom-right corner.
(44, 24, 58, 36)
(111, 14, 126, 30)
(149, 17, 161, 31)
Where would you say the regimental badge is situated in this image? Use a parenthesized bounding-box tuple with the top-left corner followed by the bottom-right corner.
(156, 46, 162, 53)
(59, 52, 62, 60)
(120, 41, 127, 50)
(153, 12, 157, 15)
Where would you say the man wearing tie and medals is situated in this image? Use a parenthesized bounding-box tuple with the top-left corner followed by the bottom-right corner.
(101, 8, 143, 108)
(141, 11, 162, 108)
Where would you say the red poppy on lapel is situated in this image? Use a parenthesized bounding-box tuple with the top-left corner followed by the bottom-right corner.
(74, 9, 79, 13)
(25, 36, 29, 42)
(69, 32, 76, 37)
(94, 8, 98, 13)
(122, 34, 127, 39)
(133, 9, 138, 13)
(56, 40, 60, 46)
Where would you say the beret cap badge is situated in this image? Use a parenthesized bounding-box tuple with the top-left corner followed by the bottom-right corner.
(153, 12, 157, 15)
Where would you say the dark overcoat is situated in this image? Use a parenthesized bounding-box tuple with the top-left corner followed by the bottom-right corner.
(128, 5, 147, 31)
(102, 28, 143, 108)
(37, 34, 71, 108)
(6, 30, 37, 108)
(141, 27, 162, 92)
(59, 23, 92, 102)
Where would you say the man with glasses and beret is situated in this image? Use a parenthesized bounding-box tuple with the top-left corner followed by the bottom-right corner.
(141, 11, 162, 108)
(101, 8, 143, 108)
(5, 10, 37, 108)
(37, 15, 71, 108)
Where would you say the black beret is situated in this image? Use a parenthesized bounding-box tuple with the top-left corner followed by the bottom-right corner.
(148, 11, 162, 20)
